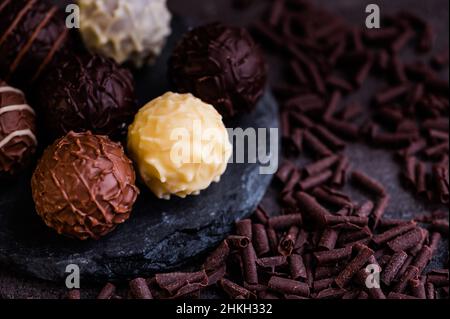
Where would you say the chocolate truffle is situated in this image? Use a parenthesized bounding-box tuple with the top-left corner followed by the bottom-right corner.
(128, 92, 232, 199)
(31, 131, 139, 240)
(0, 80, 37, 177)
(79, 0, 172, 67)
(169, 23, 267, 119)
(36, 53, 137, 139)
(0, 0, 70, 88)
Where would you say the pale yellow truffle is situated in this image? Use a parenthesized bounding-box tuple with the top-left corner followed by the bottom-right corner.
(128, 92, 232, 199)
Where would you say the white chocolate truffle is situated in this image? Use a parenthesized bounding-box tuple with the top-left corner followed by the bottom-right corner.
(127, 92, 232, 199)
(78, 0, 172, 67)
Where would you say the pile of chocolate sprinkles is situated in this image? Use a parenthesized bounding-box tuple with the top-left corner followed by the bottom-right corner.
(65, 0, 448, 299)
(252, 0, 449, 205)
(65, 198, 448, 299)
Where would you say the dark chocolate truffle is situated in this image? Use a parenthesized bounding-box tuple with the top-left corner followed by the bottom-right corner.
(36, 53, 137, 139)
(169, 23, 267, 119)
(0, 0, 70, 88)
(31, 131, 139, 240)
(0, 80, 37, 177)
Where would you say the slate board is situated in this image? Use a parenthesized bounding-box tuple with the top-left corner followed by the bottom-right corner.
(0, 17, 279, 282)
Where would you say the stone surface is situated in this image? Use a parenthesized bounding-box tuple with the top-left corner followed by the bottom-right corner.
(0, 17, 279, 282)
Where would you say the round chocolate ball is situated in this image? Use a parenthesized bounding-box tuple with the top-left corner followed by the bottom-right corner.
(36, 53, 137, 139)
(0, 0, 70, 89)
(79, 0, 172, 67)
(128, 92, 232, 199)
(169, 23, 267, 119)
(0, 80, 37, 177)
(31, 131, 139, 240)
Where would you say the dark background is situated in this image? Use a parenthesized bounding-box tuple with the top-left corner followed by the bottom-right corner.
(0, 0, 448, 299)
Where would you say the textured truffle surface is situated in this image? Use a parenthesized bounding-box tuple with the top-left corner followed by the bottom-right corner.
(169, 23, 267, 119)
(0, 0, 70, 89)
(0, 81, 37, 177)
(31, 131, 139, 240)
(79, 0, 172, 67)
(128, 92, 232, 199)
(36, 53, 137, 139)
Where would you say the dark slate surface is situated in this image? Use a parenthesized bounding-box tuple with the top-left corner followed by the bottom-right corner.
(0, 16, 279, 282)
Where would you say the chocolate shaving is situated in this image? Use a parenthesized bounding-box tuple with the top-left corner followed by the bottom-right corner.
(241, 243, 258, 284)
(372, 195, 390, 229)
(388, 292, 419, 299)
(97, 283, 116, 300)
(304, 155, 340, 176)
(129, 278, 153, 299)
(299, 169, 333, 191)
(65, 289, 81, 300)
(351, 170, 386, 197)
(303, 129, 333, 157)
(252, 224, 270, 256)
(268, 214, 303, 230)
(236, 219, 252, 238)
(431, 219, 449, 237)
(204, 240, 230, 272)
(278, 225, 299, 256)
(387, 228, 424, 252)
(296, 192, 329, 227)
(412, 246, 432, 272)
(318, 228, 339, 250)
(392, 265, 420, 293)
(267, 227, 279, 254)
(372, 221, 417, 245)
(324, 117, 359, 140)
(314, 246, 353, 265)
(268, 276, 310, 297)
(256, 256, 287, 272)
(410, 277, 426, 299)
(220, 278, 252, 299)
(227, 235, 250, 249)
(381, 251, 409, 286)
(289, 254, 307, 280)
(312, 187, 352, 208)
(335, 244, 374, 288)
(324, 90, 342, 120)
(254, 206, 269, 225)
(155, 271, 208, 297)
(426, 282, 435, 299)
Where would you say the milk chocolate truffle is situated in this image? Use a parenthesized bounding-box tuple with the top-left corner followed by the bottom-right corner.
(128, 92, 232, 199)
(169, 23, 267, 119)
(31, 131, 139, 240)
(79, 0, 172, 67)
(36, 53, 136, 139)
(0, 0, 70, 88)
(0, 80, 37, 177)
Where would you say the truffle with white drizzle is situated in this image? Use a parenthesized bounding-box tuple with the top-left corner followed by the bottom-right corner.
(0, 80, 37, 177)
(78, 0, 172, 67)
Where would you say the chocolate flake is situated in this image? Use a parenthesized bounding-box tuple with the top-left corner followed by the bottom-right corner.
(268, 276, 310, 297)
(335, 244, 374, 288)
(129, 278, 153, 299)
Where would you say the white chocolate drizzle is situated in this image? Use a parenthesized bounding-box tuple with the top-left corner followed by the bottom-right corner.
(0, 104, 35, 116)
(0, 129, 37, 149)
(0, 86, 24, 95)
